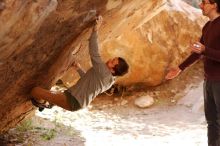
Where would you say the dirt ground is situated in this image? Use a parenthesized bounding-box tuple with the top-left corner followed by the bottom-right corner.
(2, 93, 206, 146)
(1, 62, 207, 146)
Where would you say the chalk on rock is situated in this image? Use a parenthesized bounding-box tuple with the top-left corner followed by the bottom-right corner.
(83, 10, 97, 23)
(0, 2, 5, 11)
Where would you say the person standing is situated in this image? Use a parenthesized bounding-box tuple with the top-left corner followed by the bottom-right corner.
(165, 0, 220, 145)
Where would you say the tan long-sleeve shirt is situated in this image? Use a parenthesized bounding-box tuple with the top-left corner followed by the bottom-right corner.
(69, 30, 115, 108)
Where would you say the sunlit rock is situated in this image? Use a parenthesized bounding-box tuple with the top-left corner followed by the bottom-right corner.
(134, 95, 154, 108)
(101, 0, 206, 86)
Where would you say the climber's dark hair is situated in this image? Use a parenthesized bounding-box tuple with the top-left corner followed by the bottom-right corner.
(209, 0, 220, 12)
(112, 57, 129, 76)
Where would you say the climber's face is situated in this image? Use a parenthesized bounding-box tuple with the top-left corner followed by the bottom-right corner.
(106, 57, 119, 73)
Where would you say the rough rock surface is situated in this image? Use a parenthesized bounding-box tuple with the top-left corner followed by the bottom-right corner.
(134, 95, 155, 108)
(0, 0, 108, 133)
(0, 0, 206, 133)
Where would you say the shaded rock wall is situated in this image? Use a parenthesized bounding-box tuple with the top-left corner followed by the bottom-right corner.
(0, 0, 108, 133)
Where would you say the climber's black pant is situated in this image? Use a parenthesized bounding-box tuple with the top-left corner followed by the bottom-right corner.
(64, 90, 81, 112)
(204, 80, 220, 146)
